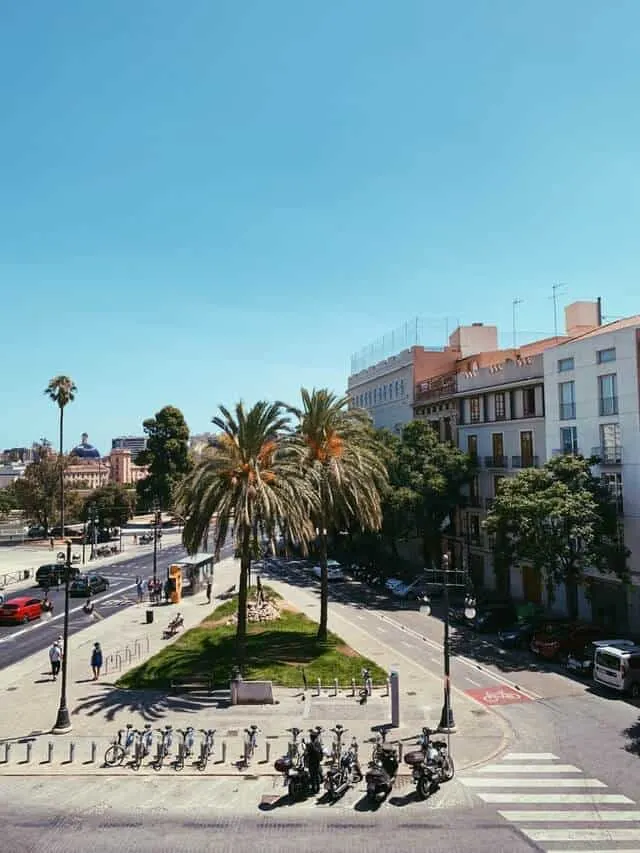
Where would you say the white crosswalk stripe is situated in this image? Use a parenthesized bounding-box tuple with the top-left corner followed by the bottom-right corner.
(459, 752, 640, 852)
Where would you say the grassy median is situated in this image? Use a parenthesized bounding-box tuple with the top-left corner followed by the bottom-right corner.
(117, 590, 386, 690)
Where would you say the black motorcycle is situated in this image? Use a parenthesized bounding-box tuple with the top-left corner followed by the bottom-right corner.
(365, 731, 399, 804)
(403, 727, 454, 800)
(325, 726, 362, 800)
(274, 727, 319, 801)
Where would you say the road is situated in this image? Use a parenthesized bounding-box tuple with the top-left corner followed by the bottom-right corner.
(0, 540, 234, 670)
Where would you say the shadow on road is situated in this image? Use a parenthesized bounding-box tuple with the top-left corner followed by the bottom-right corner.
(623, 716, 640, 756)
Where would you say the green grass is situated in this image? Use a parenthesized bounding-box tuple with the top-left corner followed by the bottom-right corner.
(117, 591, 385, 690)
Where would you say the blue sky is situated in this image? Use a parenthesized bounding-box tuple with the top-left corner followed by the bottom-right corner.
(2, 1, 639, 453)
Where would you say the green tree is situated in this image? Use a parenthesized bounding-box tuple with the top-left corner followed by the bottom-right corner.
(291, 389, 388, 642)
(44, 375, 77, 536)
(395, 420, 473, 568)
(82, 483, 136, 529)
(177, 401, 315, 670)
(12, 444, 62, 531)
(0, 483, 18, 518)
(136, 405, 192, 511)
(485, 454, 629, 617)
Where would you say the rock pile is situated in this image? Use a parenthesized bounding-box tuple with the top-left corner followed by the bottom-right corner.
(226, 598, 281, 625)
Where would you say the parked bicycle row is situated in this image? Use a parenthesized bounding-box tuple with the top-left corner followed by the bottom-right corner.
(103, 722, 454, 803)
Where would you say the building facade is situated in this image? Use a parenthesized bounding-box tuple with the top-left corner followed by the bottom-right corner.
(111, 436, 147, 459)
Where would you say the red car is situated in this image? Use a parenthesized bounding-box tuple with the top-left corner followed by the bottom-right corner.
(0, 596, 44, 625)
(530, 621, 605, 660)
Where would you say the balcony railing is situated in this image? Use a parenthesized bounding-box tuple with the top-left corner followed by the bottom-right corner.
(484, 455, 509, 469)
(591, 445, 623, 464)
(599, 396, 619, 416)
(559, 402, 576, 420)
(414, 371, 458, 403)
(512, 455, 539, 468)
(553, 447, 582, 457)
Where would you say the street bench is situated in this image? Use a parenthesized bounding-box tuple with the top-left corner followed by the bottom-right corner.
(170, 677, 213, 694)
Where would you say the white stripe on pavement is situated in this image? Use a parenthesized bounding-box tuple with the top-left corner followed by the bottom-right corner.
(476, 764, 582, 774)
(501, 753, 559, 760)
(458, 778, 607, 788)
(479, 793, 633, 804)
(523, 828, 640, 842)
(499, 810, 640, 822)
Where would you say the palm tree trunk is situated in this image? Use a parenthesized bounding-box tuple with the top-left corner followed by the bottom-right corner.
(59, 407, 64, 538)
(235, 531, 251, 672)
(317, 523, 328, 643)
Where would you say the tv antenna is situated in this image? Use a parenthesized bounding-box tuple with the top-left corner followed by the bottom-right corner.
(512, 298, 523, 348)
(552, 283, 567, 339)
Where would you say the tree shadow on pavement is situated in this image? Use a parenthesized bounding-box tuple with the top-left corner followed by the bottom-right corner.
(623, 716, 640, 756)
(448, 631, 551, 675)
(71, 686, 211, 723)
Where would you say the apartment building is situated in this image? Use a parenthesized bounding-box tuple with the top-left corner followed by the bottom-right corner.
(543, 314, 640, 632)
(111, 435, 147, 459)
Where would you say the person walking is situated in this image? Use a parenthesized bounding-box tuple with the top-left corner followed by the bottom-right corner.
(136, 577, 143, 604)
(49, 639, 62, 681)
(206, 579, 212, 604)
(90, 642, 103, 680)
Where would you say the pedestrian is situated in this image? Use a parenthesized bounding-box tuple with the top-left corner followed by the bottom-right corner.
(49, 639, 62, 681)
(49, 536, 54, 550)
(133, 533, 138, 545)
(307, 730, 323, 793)
(256, 575, 264, 605)
(90, 642, 103, 680)
(206, 579, 212, 604)
(136, 578, 143, 604)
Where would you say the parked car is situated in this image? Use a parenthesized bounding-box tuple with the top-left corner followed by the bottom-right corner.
(469, 604, 519, 634)
(27, 525, 47, 539)
(35, 563, 80, 588)
(393, 577, 430, 600)
(530, 622, 605, 661)
(566, 638, 636, 677)
(593, 645, 640, 698)
(0, 596, 44, 624)
(311, 560, 345, 581)
(69, 573, 110, 598)
(498, 622, 538, 649)
(384, 578, 405, 593)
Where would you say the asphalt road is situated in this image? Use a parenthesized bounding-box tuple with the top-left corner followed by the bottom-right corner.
(0, 540, 233, 670)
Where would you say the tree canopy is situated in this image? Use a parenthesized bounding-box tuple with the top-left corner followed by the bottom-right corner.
(11, 444, 63, 532)
(485, 454, 628, 616)
(82, 483, 136, 529)
(135, 405, 192, 510)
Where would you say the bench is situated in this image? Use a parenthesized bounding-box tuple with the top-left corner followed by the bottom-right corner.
(231, 679, 274, 705)
(170, 677, 213, 694)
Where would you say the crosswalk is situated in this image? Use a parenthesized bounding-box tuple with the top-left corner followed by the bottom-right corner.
(459, 751, 640, 851)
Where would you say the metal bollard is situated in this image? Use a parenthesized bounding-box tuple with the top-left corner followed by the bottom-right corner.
(26, 742, 33, 763)
(316, 678, 321, 696)
(333, 678, 339, 697)
(397, 743, 403, 762)
(221, 741, 227, 763)
(4, 742, 11, 763)
(351, 678, 356, 697)
(385, 678, 390, 697)
(69, 742, 75, 764)
(265, 742, 271, 762)
(47, 742, 54, 764)
(90, 742, 97, 763)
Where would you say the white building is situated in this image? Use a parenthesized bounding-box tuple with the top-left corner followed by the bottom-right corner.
(0, 463, 27, 489)
(543, 312, 640, 632)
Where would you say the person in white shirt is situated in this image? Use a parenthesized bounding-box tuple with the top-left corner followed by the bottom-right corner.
(49, 640, 62, 681)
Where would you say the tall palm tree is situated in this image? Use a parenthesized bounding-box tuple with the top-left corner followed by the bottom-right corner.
(291, 388, 388, 641)
(177, 401, 316, 671)
(44, 375, 77, 539)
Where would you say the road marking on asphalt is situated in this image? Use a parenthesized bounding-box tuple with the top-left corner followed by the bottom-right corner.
(500, 810, 640, 822)
(502, 753, 559, 760)
(402, 641, 413, 648)
(523, 829, 640, 842)
(465, 677, 481, 686)
(430, 657, 440, 665)
(479, 793, 634, 804)
(477, 764, 582, 774)
(458, 779, 607, 788)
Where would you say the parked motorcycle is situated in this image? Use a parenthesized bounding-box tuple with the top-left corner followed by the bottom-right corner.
(274, 727, 313, 801)
(365, 730, 399, 804)
(324, 725, 362, 800)
(403, 726, 454, 800)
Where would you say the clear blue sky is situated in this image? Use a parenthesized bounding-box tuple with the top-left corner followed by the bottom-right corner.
(2, 1, 639, 453)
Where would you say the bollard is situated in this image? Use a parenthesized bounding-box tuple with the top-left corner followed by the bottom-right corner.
(351, 678, 356, 697)
(69, 742, 75, 764)
(47, 742, 54, 764)
(221, 741, 227, 763)
(4, 742, 11, 764)
(384, 678, 390, 697)
(90, 742, 97, 763)
(397, 743, 403, 762)
(316, 678, 321, 696)
(265, 741, 271, 762)
(333, 678, 339, 697)
(26, 741, 33, 763)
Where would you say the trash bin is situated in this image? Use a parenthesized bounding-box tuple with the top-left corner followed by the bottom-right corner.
(146, 609, 154, 624)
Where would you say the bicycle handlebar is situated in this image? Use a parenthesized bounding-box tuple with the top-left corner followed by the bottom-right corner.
(199, 729, 216, 736)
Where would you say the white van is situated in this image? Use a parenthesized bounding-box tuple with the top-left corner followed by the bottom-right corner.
(593, 645, 640, 698)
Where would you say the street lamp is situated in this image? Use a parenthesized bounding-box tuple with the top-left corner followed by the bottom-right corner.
(421, 553, 476, 734)
(52, 540, 73, 734)
(152, 504, 161, 591)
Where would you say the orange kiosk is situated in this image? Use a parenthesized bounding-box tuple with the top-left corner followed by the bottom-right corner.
(168, 564, 183, 605)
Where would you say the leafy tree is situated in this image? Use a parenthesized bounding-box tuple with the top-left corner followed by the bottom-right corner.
(82, 483, 136, 529)
(177, 401, 315, 670)
(395, 420, 473, 568)
(44, 375, 77, 535)
(485, 454, 629, 617)
(64, 490, 86, 525)
(11, 444, 63, 531)
(291, 389, 388, 641)
(135, 405, 192, 511)
(0, 484, 18, 518)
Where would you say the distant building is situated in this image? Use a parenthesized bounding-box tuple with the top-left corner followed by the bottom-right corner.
(109, 448, 149, 485)
(70, 433, 101, 460)
(111, 435, 147, 459)
(189, 433, 218, 455)
(64, 433, 149, 489)
(0, 447, 35, 464)
(0, 463, 27, 489)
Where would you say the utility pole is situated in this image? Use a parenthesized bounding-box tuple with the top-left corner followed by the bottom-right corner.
(152, 500, 161, 591)
(512, 298, 523, 349)
(52, 540, 72, 733)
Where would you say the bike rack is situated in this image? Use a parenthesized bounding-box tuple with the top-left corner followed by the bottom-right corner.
(90, 742, 97, 763)
(316, 678, 321, 696)
(333, 678, 339, 696)
(47, 742, 54, 763)
(68, 742, 75, 764)
(351, 678, 356, 697)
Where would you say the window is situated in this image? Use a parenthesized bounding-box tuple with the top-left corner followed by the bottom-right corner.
(602, 472, 623, 514)
(495, 392, 506, 421)
(523, 387, 536, 417)
(469, 514, 481, 543)
(599, 423, 621, 463)
(558, 357, 574, 372)
(467, 435, 478, 460)
(560, 426, 578, 454)
(395, 380, 399, 397)
(400, 379, 405, 397)
(470, 397, 481, 424)
(559, 381, 576, 420)
(520, 431, 534, 466)
(491, 433, 505, 466)
(598, 374, 618, 415)
(597, 347, 616, 364)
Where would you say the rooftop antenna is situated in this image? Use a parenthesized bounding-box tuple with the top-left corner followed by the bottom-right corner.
(512, 298, 523, 348)
(552, 283, 567, 339)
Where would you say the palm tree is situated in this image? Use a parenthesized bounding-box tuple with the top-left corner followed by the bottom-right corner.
(177, 401, 316, 671)
(291, 388, 388, 641)
(44, 375, 77, 539)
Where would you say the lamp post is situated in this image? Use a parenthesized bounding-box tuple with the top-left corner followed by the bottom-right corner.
(52, 540, 72, 733)
(152, 505, 161, 591)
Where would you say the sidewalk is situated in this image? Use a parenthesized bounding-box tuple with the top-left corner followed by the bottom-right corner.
(0, 557, 510, 776)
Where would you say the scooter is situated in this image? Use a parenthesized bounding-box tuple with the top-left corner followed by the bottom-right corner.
(324, 726, 362, 800)
(274, 727, 313, 801)
(365, 730, 399, 804)
(403, 727, 454, 800)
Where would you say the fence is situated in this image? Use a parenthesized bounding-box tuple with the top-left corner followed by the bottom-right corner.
(103, 636, 151, 674)
(0, 569, 31, 589)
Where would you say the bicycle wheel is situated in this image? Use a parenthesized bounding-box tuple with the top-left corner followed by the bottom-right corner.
(197, 746, 209, 772)
(104, 744, 125, 767)
(174, 750, 185, 772)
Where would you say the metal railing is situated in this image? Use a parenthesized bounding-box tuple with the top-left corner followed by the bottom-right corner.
(103, 636, 151, 674)
(511, 455, 539, 468)
(559, 402, 576, 420)
(484, 455, 509, 469)
(591, 445, 623, 464)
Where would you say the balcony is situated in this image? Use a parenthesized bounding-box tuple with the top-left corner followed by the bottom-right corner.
(512, 455, 539, 468)
(599, 396, 619, 416)
(591, 445, 623, 465)
(484, 455, 509, 469)
(559, 402, 576, 420)
(415, 371, 457, 403)
(553, 447, 582, 457)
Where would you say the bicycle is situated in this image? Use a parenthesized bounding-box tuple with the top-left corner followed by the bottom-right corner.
(243, 724, 259, 764)
(197, 729, 216, 772)
(130, 725, 154, 771)
(359, 668, 372, 703)
(285, 726, 304, 763)
(152, 725, 173, 771)
(174, 726, 196, 771)
(104, 723, 135, 767)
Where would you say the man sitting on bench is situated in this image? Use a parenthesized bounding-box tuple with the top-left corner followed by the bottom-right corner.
(164, 612, 184, 638)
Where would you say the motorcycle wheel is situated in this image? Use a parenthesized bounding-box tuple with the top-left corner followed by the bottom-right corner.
(442, 756, 455, 781)
(288, 780, 302, 801)
(417, 775, 433, 800)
